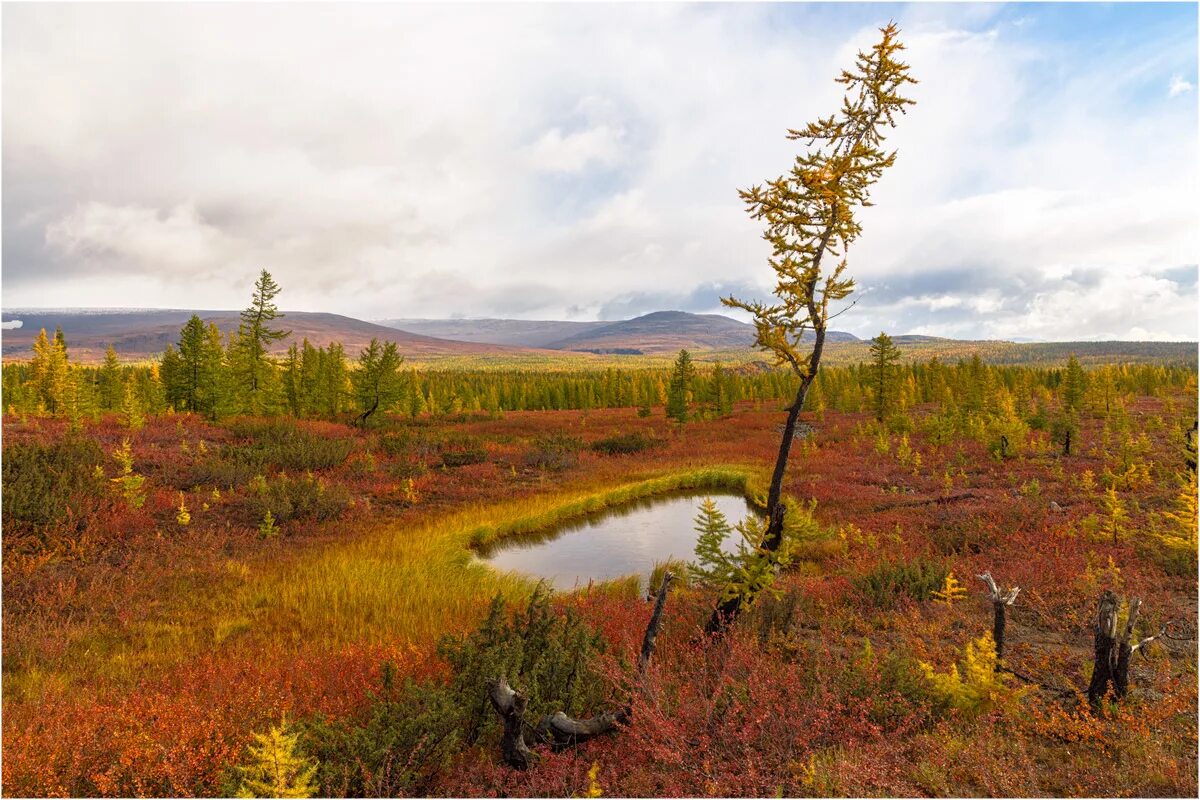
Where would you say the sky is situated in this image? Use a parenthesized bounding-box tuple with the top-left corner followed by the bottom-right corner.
(2, 2, 1197, 341)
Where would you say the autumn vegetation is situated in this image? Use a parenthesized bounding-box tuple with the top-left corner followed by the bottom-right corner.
(3, 23, 1197, 800)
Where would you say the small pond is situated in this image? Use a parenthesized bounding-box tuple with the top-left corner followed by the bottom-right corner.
(478, 492, 761, 591)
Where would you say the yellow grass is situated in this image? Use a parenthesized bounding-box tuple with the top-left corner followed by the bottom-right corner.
(235, 465, 766, 648)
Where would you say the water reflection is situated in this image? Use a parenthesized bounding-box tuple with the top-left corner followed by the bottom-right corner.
(478, 492, 759, 591)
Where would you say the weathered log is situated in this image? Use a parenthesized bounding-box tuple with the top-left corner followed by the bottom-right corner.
(977, 572, 1020, 669)
(873, 491, 978, 512)
(535, 709, 628, 749)
(488, 677, 535, 770)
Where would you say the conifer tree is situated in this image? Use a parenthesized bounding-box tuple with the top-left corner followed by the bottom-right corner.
(122, 378, 145, 431)
(666, 349, 695, 423)
(690, 498, 734, 585)
(29, 328, 70, 414)
(708, 23, 915, 634)
(234, 717, 317, 798)
(1062, 354, 1087, 413)
(352, 338, 404, 427)
(98, 345, 123, 410)
(868, 331, 902, 422)
(172, 314, 224, 415)
(235, 269, 289, 414)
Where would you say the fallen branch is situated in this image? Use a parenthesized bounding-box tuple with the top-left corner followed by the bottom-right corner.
(871, 491, 978, 512)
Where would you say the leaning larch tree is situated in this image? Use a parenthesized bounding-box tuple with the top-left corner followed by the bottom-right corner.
(708, 24, 916, 634)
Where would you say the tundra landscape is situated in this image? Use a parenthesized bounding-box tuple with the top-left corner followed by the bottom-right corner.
(2, 3, 1197, 798)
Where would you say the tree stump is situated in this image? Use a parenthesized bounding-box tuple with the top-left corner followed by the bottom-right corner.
(1086, 592, 1164, 707)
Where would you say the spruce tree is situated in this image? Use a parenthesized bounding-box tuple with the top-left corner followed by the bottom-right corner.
(235, 269, 289, 414)
(690, 498, 734, 585)
(708, 23, 915, 634)
(868, 331, 902, 422)
(98, 344, 123, 410)
(666, 349, 695, 423)
(1062, 354, 1087, 413)
(176, 314, 223, 414)
(352, 338, 404, 427)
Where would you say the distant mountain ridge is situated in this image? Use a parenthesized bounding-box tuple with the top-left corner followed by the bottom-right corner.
(382, 310, 860, 354)
(3, 308, 1194, 367)
(378, 318, 608, 348)
(0, 309, 535, 361)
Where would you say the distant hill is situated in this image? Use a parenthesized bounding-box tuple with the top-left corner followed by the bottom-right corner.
(3, 308, 1193, 367)
(379, 318, 608, 348)
(0, 309, 536, 362)
(380, 311, 860, 355)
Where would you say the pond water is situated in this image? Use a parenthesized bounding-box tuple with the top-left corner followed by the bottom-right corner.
(477, 492, 761, 591)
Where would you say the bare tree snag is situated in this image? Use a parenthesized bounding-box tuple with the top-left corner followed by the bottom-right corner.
(490, 571, 676, 764)
(488, 677, 535, 770)
(1086, 592, 1164, 707)
(1186, 419, 1197, 473)
(977, 572, 1020, 669)
(639, 571, 675, 672)
(535, 571, 676, 749)
(1086, 591, 1120, 707)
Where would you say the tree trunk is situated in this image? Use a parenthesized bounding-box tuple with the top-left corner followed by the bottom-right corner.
(992, 601, 1007, 669)
(1086, 591, 1146, 707)
(488, 677, 535, 770)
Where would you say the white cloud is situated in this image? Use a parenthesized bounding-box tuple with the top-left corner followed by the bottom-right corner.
(527, 125, 626, 173)
(2, 4, 1196, 340)
(1169, 74, 1195, 96)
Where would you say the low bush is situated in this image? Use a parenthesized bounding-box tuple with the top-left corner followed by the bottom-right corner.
(590, 431, 658, 456)
(439, 435, 487, 468)
(524, 433, 583, 471)
(224, 418, 355, 472)
(245, 472, 353, 525)
(852, 557, 949, 609)
(302, 590, 609, 796)
(2, 438, 105, 532)
(377, 429, 442, 460)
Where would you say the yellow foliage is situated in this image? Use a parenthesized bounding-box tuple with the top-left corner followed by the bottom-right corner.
(920, 633, 1025, 717)
(931, 571, 968, 605)
(582, 762, 603, 798)
(1100, 487, 1128, 543)
(176, 493, 191, 527)
(235, 717, 317, 798)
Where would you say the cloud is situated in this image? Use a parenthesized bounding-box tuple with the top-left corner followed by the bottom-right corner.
(2, 3, 1196, 341)
(527, 125, 626, 173)
(45, 202, 234, 275)
(1169, 74, 1195, 96)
